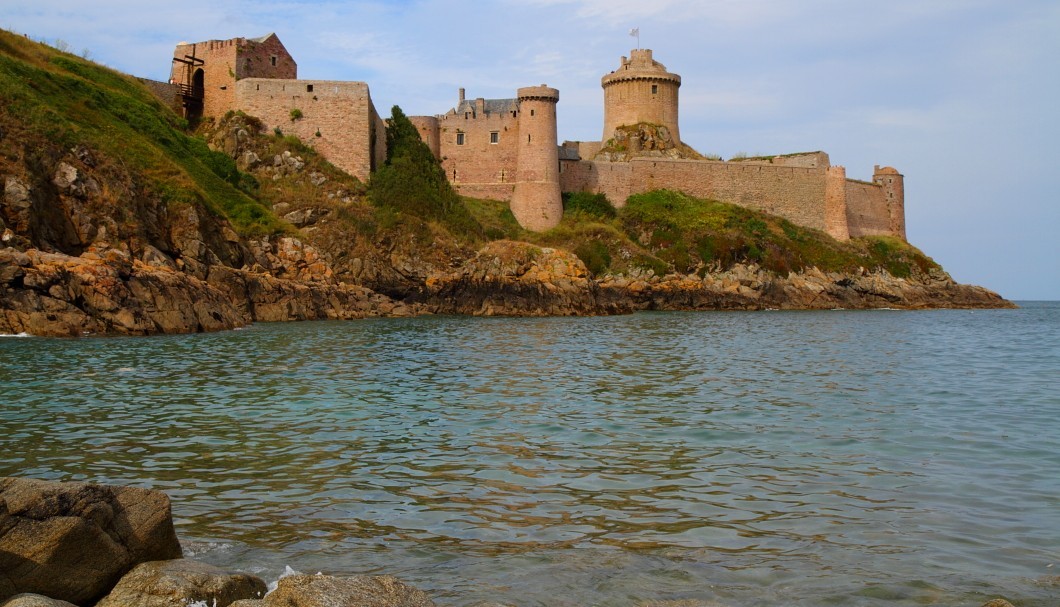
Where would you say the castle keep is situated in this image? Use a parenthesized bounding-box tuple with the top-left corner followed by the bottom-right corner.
(162, 35, 904, 240)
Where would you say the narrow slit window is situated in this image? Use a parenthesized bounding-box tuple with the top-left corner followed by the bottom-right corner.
(270, 56, 277, 67)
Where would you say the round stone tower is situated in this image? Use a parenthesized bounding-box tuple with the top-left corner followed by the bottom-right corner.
(511, 85, 562, 231)
(873, 166, 906, 240)
(601, 49, 681, 144)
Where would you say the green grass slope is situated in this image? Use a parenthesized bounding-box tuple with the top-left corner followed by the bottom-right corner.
(0, 29, 282, 236)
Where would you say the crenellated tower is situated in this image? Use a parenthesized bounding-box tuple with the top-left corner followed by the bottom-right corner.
(510, 85, 562, 231)
(601, 49, 682, 144)
(874, 166, 906, 240)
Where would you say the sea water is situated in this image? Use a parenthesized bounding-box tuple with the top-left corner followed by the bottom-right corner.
(2, 303, 1058, 606)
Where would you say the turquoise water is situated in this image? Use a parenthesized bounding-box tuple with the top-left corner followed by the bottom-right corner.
(2, 304, 1058, 606)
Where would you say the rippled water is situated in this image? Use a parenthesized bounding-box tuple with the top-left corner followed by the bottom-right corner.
(2, 304, 1059, 606)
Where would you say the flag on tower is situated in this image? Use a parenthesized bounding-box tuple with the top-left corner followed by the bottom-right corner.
(629, 28, 639, 37)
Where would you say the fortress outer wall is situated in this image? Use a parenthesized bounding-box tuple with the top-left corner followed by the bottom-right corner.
(235, 79, 385, 182)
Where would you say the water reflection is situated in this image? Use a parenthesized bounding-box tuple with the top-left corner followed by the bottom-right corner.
(2, 307, 1059, 606)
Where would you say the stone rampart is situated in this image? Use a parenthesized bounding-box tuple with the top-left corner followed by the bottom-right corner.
(845, 179, 891, 237)
(562, 158, 829, 232)
(235, 79, 383, 182)
(136, 78, 182, 114)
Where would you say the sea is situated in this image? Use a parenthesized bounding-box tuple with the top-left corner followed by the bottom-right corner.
(2, 302, 1058, 607)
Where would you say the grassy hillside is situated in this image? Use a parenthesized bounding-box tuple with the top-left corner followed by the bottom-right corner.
(0, 29, 282, 236)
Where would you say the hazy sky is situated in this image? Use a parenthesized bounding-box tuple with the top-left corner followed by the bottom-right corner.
(4, 1, 1057, 300)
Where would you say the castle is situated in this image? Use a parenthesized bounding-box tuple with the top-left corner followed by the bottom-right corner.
(162, 35, 904, 241)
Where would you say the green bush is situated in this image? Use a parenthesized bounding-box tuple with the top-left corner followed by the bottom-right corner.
(368, 106, 482, 238)
(563, 191, 615, 219)
(574, 240, 611, 275)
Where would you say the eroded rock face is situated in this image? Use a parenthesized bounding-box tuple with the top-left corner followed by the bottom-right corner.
(0, 594, 79, 607)
(427, 240, 630, 316)
(0, 477, 183, 606)
(96, 559, 267, 607)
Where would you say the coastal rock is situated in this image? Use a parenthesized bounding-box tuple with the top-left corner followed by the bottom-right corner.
(980, 600, 1015, 607)
(625, 264, 1014, 312)
(96, 559, 266, 607)
(427, 240, 629, 316)
(0, 477, 183, 606)
(0, 249, 248, 336)
(0, 595, 78, 607)
(249, 575, 435, 607)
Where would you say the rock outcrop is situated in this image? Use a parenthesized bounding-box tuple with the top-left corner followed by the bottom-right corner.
(426, 240, 630, 316)
(228, 575, 435, 607)
(0, 477, 183, 606)
(606, 263, 1014, 311)
(96, 559, 267, 607)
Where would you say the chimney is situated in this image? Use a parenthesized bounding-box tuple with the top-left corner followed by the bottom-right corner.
(459, 88, 465, 103)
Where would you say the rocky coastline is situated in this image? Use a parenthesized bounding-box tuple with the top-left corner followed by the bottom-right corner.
(1, 237, 1013, 337)
(0, 477, 1026, 607)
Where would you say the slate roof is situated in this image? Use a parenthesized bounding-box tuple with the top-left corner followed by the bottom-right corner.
(455, 98, 519, 115)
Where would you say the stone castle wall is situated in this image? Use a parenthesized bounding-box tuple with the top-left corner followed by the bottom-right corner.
(136, 78, 182, 114)
(171, 35, 297, 121)
(434, 97, 521, 202)
(562, 158, 831, 232)
(845, 179, 892, 238)
(235, 79, 384, 182)
(730, 151, 830, 169)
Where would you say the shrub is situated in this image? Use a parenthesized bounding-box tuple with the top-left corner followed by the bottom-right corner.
(369, 105, 482, 238)
(563, 191, 615, 219)
(574, 240, 611, 275)
(289, 108, 303, 121)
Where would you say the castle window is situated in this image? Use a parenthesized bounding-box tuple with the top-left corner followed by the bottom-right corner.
(270, 56, 277, 67)
(306, 84, 314, 93)
(530, 109, 535, 117)
(490, 131, 499, 144)
(456, 133, 465, 145)
(652, 84, 658, 95)
(527, 134, 531, 143)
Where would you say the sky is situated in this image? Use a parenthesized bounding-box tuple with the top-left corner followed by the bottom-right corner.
(3, 0, 1058, 300)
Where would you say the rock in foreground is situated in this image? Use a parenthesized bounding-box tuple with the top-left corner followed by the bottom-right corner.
(0, 477, 182, 605)
(229, 574, 435, 607)
(96, 559, 266, 607)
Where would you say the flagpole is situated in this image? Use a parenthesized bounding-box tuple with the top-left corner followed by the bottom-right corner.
(629, 27, 640, 49)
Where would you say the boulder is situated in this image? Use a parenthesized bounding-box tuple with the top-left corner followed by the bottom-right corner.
(0, 477, 183, 605)
(96, 559, 266, 607)
(256, 575, 435, 607)
(0, 595, 78, 607)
